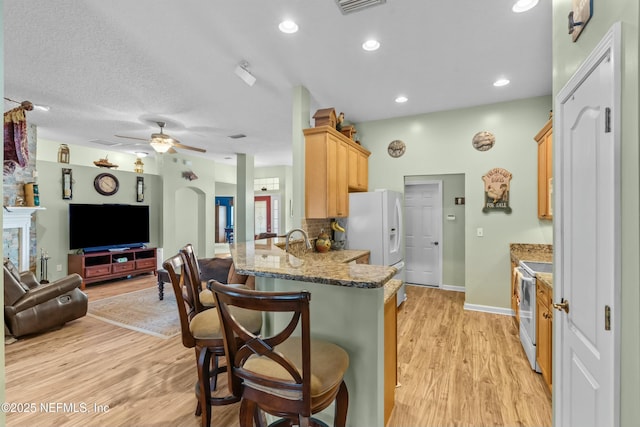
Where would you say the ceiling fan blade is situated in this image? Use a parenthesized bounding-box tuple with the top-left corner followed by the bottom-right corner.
(167, 147, 178, 154)
(115, 135, 149, 142)
(172, 142, 206, 153)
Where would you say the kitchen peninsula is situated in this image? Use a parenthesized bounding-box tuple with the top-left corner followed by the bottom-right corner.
(230, 237, 402, 427)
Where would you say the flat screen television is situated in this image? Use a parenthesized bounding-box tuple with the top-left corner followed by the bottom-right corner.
(69, 204, 150, 252)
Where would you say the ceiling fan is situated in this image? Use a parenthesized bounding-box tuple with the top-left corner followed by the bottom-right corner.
(115, 121, 206, 154)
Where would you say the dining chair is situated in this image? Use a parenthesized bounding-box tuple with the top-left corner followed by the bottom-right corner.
(163, 253, 262, 427)
(210, 280, 350, 427)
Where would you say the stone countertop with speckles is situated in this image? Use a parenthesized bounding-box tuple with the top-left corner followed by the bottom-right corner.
(510, 243, 554, 288)
(230, 238, 397, 289)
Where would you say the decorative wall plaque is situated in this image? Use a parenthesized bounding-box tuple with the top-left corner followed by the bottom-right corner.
(482, 168, 512, 213)
(472, 131, 495, 151)
(569, 0, 592, 42)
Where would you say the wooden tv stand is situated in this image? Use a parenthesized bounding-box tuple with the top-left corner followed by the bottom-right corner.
(68, 247, 157, 290)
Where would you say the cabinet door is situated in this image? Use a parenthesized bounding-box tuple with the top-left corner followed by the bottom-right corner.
(348, 146, 369, 192)
(335, 139, 349, 217)
(511, 260, 520, 327)
(357, 150, 368, 191)
(348, 146, 359, 190)
(535, 119, 553, 220)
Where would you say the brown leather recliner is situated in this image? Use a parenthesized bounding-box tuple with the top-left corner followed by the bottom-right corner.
(4, 259, 88, 338)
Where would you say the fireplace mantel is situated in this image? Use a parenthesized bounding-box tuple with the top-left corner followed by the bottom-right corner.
(3, 206, 46, 271)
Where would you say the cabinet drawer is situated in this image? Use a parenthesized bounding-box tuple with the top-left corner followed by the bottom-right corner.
(85, 265, 111, 278)
(135, 258, 156, 270)
(112, 261, 135, 273)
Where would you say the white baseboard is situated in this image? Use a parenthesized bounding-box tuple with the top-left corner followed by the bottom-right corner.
(441, 284, 465, 293)
(463, 303, 514, 316)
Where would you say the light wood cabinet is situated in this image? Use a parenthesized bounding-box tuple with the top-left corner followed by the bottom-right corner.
(355, 253, 370, 264)
(534, 116, 553, 220)
(348, 144, 369, 192)
(511, 259, 520, 328)
(383, 293, 397, 426)
(304, 126, 370, 218)
(536, 280, 553, 392)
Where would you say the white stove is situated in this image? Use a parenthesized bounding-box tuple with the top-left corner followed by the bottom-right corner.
(518, 260, 552, 372)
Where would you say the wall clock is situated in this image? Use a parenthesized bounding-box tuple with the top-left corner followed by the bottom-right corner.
(387, 140, 406, 158)
(94, 173, 119, 196)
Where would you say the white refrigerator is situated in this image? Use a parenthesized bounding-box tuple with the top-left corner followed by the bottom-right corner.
(346, 190, 406, 306)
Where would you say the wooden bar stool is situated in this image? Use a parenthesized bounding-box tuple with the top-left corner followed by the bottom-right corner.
(210, 281, 350, 427)
(163, 254, 262, 427)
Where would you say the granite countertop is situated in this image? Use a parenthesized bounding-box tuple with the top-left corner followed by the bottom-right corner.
(510, 243, 554, 288)
(231, 237, 397, 289)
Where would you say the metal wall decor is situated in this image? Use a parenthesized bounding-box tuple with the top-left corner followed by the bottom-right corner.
(62, 168, 73, 199)
(472, 131, 495, 151)
(136, 176, 144, 202)
(482, 168, 512, 213)
(57, 144, 70, 163)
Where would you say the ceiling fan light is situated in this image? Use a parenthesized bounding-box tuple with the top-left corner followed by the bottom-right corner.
(150, 139, 172, 153)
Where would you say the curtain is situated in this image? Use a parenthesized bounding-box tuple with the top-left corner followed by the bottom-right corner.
(4, 106, 29, 175)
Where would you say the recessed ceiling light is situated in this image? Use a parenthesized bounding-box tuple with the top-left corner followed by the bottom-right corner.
(362, 39, 380, 51)
(493, 78, 510, 87)
(395, 96, 408, 103)
(512, 0, 539, 13)
(278, 20, 299, 34)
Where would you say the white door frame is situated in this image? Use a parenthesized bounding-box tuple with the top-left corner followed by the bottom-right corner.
(554, 22, 621, 427)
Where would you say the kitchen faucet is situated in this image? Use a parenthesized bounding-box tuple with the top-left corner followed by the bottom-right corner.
(285, 228, 312, 253)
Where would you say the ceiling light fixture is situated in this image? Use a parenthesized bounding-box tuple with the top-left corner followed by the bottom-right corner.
(149, 140, 172, 153)
(278, 20, 298, 34)
(362, 39, 380, 51)
(493, 78, 510, 87)
(395, 96, 408, 103)
(234, 61, 257, 87)
(512, 0, 539, 13)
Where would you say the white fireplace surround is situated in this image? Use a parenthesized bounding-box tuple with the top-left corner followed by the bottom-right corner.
(3, 206, 46, 271)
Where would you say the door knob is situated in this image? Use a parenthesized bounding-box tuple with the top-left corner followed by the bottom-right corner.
(433, 241, 439, 246)
(553, 299, 570, 314)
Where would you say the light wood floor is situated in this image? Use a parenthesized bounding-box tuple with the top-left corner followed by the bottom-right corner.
(5, 276, 551, 427)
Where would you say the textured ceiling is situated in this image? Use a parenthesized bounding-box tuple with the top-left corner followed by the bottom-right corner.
(4, 0, 551, 167)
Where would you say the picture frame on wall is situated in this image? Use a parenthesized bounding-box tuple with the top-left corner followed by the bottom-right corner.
(136, 176, 144, 202)
(62, 168, 72, 200)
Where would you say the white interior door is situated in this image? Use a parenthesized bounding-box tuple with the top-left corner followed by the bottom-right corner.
(555, 24, 620, 427)
(404, 182, 441, 286)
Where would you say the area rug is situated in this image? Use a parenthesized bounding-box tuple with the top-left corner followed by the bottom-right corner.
(87, 286, 181, 339)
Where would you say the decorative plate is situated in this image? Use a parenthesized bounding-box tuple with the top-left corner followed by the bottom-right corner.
(387, 140, 406, 158)
(472, 131, 495, 151)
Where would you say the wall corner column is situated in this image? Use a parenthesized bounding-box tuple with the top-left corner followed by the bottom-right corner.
(291, 85, 311, 229)
(236, 153, 255, 242)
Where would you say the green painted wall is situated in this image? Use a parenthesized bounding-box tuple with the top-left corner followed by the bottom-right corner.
(552, 0, 639, 424)
(357, 96, 553, 309)
(35, 160, 163, 281)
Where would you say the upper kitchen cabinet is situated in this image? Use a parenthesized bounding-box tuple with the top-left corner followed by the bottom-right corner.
(534, 113, 553, 220)
(304, 126, 370, 219)
(348, 143, 370, 192)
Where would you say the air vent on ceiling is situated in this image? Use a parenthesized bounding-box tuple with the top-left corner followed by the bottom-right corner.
(335, 0, 386, 15)
(228, 134, 247, 139)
